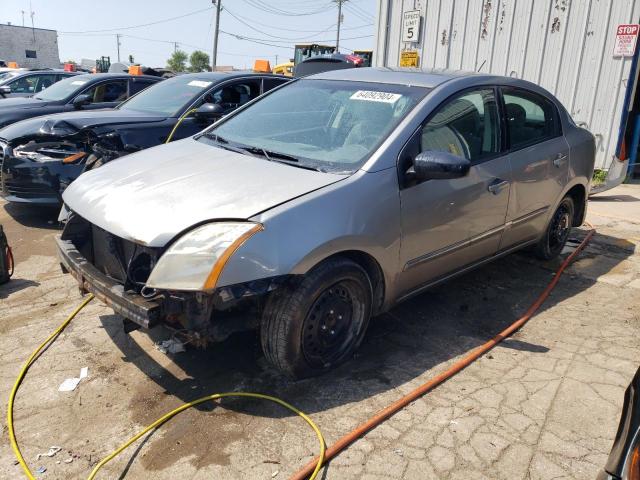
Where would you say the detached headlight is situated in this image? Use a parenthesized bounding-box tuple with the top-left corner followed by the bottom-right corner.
(145, 222, 263, 291)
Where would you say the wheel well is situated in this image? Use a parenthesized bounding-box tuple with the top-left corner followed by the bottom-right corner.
(322, 250, 386, 315)
(565, 184, 587, 226)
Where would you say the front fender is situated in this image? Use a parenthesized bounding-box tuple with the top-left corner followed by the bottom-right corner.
(217, 168, 402, 303)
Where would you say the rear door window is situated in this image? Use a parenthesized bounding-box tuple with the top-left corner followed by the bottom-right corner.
(262, 77, 289, 93)
(129, 78, 157, 96)
(82, 80, 128, 104)
(9, 74, 57, 94)
(501, 88, 561, 150)
(202, 80, 261, 114)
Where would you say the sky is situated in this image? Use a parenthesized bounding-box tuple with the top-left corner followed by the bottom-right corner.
(2, 0, 377, 69)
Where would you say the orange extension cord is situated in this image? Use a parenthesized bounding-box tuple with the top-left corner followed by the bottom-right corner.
(290, 224, 595, 480)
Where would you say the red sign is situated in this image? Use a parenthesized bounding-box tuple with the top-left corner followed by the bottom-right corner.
(614, 24, 639, 57)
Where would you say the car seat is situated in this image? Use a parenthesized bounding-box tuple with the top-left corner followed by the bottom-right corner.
(344, 101, 394, 149)
(506, 103, 538, 146)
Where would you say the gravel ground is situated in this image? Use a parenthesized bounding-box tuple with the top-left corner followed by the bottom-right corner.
(1, 184, 639, 480)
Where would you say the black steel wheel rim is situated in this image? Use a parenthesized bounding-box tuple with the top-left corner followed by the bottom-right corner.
(549, 203, 571, 251)
(302, 280, 365, 369)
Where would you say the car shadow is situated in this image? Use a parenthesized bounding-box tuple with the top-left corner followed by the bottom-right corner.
(589, 194, 639, 203)
(0, 278, 40, 299)
(99, 228, 634, 424)
(2, 202, 62, 230)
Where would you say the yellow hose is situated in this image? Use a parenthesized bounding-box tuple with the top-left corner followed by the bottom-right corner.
(8, 294, 325, 480)
(8, 294, 95, 480)
(165, 108, 198, 144)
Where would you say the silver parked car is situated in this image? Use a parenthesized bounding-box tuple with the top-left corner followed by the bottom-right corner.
(56, 68, 595, 378)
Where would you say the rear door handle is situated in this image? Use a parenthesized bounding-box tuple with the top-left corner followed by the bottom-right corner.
(553, 153, 567, 167)
(488, 179, 509, 194)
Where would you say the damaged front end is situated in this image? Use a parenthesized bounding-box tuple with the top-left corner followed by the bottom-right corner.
(1, 120, 134, 204)
(57, 213, 289, 345)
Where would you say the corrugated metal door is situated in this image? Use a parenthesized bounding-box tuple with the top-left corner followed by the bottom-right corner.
(375, 0, 640, 169)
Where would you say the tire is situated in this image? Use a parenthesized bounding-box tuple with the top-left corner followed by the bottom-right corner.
(534, 196, 574, 260)
(261, 258, 373, 379)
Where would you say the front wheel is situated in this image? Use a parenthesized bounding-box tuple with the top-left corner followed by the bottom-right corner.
(534, 196, 574, 260)
(261, 258, 372, 379)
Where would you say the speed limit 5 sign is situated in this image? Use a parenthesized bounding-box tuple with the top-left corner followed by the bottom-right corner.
(402, 10, 421, 43)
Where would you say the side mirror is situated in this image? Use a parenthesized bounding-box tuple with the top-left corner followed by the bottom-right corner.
(0, 85, 10, 97)
(194, 103, 224, 122)
(72, 94, 91, 109)
(413, 150, 471, 180)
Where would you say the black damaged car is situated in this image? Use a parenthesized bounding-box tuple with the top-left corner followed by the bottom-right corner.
(0, 72, 289, 205)
(0, 73, 161, 129)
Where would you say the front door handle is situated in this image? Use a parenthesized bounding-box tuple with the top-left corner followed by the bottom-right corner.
(488, 179, 509, 194)
(553, 153, 567, 167)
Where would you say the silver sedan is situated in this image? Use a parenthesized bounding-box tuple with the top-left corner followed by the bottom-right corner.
(57, 67, 595, 378)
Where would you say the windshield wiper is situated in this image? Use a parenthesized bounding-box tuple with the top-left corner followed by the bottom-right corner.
(204, 132, 229, 144)
(202, 134, 322, 171)
(241, 146, 299, 163)
(239, 146, 322, 171)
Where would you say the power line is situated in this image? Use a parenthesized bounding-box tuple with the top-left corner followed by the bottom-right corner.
(224, 7, 336, 41)
(60, 7, 213, 34)
(225, 6, 372, 35)
(343, 3, 373, 23)
(346, 1, 375, 20)
(220, 28, 372, 46)
(240, 0, 331, 16)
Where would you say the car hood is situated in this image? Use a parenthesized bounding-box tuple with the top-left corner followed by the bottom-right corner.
(0, 108, 167, 142)
(63, 138, 346, 247)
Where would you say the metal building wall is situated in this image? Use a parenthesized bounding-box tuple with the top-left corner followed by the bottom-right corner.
(375, 0, 640, 170)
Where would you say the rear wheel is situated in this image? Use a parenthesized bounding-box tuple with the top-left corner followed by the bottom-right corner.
(534, 196, 574, 260)
(261, 258, 372, 379)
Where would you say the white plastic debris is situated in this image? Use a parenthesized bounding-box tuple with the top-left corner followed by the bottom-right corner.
(58, 367, 89, 392)
(64, 458, 73, 464)
(36, 446, 62, 460)
(155, 339, 186, 354)
(271, 471, 279, 478)
(58, 377, 81, 392)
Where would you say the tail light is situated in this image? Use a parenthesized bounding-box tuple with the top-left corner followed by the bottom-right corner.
(629, 443, 640, 480)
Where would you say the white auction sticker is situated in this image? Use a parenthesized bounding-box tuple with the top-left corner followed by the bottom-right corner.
(188, 80, 213, 88)
(350, 90, 402, 103)
(71, 80, 87, 85)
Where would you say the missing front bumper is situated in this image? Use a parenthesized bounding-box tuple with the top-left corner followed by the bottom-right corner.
(56, 236, 160, 328)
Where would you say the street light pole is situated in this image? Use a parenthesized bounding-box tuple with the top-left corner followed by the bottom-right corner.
(212, 0, 222, 71)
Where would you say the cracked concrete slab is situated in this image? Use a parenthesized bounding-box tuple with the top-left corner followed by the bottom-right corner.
(0, 184, 639, 479)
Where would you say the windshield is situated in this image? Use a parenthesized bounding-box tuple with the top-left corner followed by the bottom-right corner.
(119, 76, 214, 116)
(200, 79, 428, 172)
(34, 75, 91, 101)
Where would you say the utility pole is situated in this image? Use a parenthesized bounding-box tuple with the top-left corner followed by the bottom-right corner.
(174, 42, 178, 53)
(116, 34, 122, 62)
(20, 10, 25, 26)
(334, 0, 347, 52)
(212, 0, 222, 70)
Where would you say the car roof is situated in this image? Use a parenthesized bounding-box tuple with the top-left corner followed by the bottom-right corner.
(11, 69, 80, 76)
(73, 73, 161, 82)
(308, 67, 482, 88)
(172, 71, 286, 80)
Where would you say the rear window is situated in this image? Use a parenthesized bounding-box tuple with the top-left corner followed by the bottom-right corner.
(502, 87, 561, 150)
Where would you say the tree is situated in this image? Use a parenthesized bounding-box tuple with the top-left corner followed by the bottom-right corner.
(189, 50, 211, 73)
(167, 50, 188, 72)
